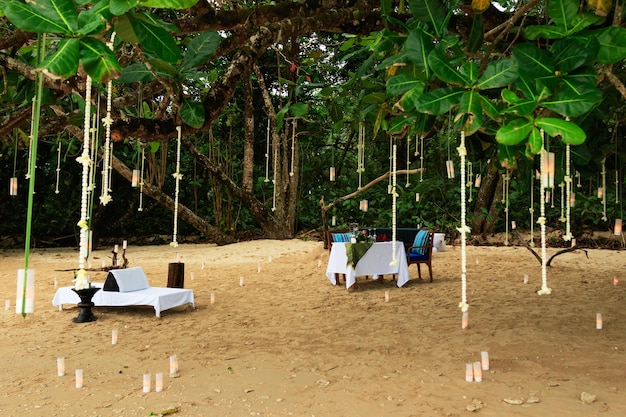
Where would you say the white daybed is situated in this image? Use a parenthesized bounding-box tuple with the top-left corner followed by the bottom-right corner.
(52, 267, 195, 318)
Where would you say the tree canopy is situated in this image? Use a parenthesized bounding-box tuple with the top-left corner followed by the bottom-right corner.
(1, 0, 625, 247)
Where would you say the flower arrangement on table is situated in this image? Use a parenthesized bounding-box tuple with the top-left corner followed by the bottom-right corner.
(73, 269, 91, 290)
(353, 229, 375, 243)
(346, 230, 375, 267)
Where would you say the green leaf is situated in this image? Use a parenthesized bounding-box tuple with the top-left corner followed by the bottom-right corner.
(479, 94, 501, 121)
(476, 59, 518, 89)
(388, 115, 412, 134)
(362, 92, 386, 104)
(527, 127, 542, 154)
(180, 97, 204, 128)
(507, 99, 537, 117)
(594, 26, 626, 64)
(542, 85, 602, 117)
(38, 38, 79, 78)
(495, 118, 533, 146)
(536, 117, 586, 145)
(275, 104, 290, 132)
(79, 37, 122, 83)
(114, 13, 139, 43)
(386, 74, 423, 96)
(405, 27, 434, 80)
(289, 102, 308, 117)
(400, 84, 426, 111)
(408, 0, 447, 38)
(551, 37, 588, 73)
(139, 0, 199, 8)
(502, 88, 521, 104)
(524, 25, 568, 40)
(181, 31, 221, 71)
(415, 86, 464, 115)
(497, 144, 517, 169)
(512, 43, 555, 80)
(548, 0, 578, 30)
(110, 0, 138, 16)
(466, 13, 483, 53)
(456, 90, 483, 135)
(458, 61, 479, 83)
(427, 49, 470, 86)
(125, 12, 181, 63)
(4, 0, 78, 34)
(118, 62, 154, 83)
(566, 12, 604, 35)
(76, 8, 106, 36)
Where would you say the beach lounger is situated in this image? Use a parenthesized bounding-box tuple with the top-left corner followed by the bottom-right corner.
(52, 267, 194, 318)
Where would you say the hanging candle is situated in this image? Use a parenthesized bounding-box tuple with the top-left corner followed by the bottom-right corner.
(360, 199, 369, 212)
(331, 215, 336, 226)
(597, 187, 604, 198)
(415, 192, 420, 202)
(614, 219, 622, 235)
(474, 174, 481, 188)
(570, 192, 576, 207)
(446, 160, 455, 179)
(540, 150, 555, 189)
(9, 177, 18, 196)
(329, 166, 336, 182)
(131, 169, 140, 187)
(15, 269, 35, 314)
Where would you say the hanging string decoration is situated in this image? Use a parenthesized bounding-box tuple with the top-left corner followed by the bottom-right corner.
(171, 126, 183, 248)
(503, 171, 510, 245)
(289, 119, 296, 177)
(76, 75, 93, 276)
(138, 146, 145, 211)
(54, 140, 62, 194)
(616, 170, 619, 204)
(537, 130, 551, 295)
(272, 144, 277, 212)
(99, 33, 116, 205)
(357, 122, 365, 189)
(419, 135, 424, 183)
(529, 170, 535, 247)
(389, 139, 398, 266)
(457, 130, 470, 314)
(10, 134, 18, 196)
(558, 182, 566, 222)
(264, 119, 271, 182)
(601, 158, 607, 221)
(564, 142, 572, 241)
(405, 135, 411, 187)
(467, 161, 473, 203)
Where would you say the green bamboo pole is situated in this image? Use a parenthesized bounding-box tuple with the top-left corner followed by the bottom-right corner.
(20, 33, 46, 318)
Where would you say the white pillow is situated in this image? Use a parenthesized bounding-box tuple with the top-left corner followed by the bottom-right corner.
(104, 267, 149, 292)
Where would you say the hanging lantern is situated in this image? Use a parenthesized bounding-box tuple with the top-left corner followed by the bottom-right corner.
(16, 269, 35, 314)
(614, 219, 622, 235)
(597, 187, 604, 199)
(540, 150, 555, 188)
(360, 199, 369, 212)
(474, 174, 481, 188)
(415, 192, 420, 202)
(446, 160, 455, 179)
(545, 190, 551, 203)
(329, 166, 336, 182)
(9, 177, 18, 196)
(131, 169, 140, 187)
(331, 215, 336, 226)
(570, 192, 576, 207)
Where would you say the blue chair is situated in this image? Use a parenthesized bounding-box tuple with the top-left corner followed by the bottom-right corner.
(406, 230, 434, 282)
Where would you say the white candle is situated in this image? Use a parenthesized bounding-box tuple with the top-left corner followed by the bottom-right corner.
(481, 351, 489, 371)
(511, 221, 517, 229)
(5, 299, 9, 310)
(210, 292, 215, 304)
(57, 357, 65, 376)
(384, 290, 390, 302)
(114, 244, 118, 253)
(462, 311, 469, 329)
(169, 355, 179, 377)
(101, 260, 106, 268)
(239, 276, 244, 287)
(257, 262, 261, 273)
(523, 274, 529, 284)
(415, 192, 420, 202)
(75, 369, 83, 388)
(331, 215, 336, 226)
(317, 259, 322, 268)
(465, 363, 473, 382)
(111, 329, 118, 345)
(54, 276, 58, 286)
(122, 240, 127, 250)
(614, 276, 619, 286)
(596, 313, 603, 330)
(329, 166, 336, 181)
(473, 362, 483, 382)
(190, 272, 195, 281)
(155, 372, 163, 392)
(268, 256, 272, 263)
(87, 261, 92, 269)
(571, 238, 576, 247)
(176, 253, 181, 263)
(142, 373, 151, 393)
(201, 262, 205, 270)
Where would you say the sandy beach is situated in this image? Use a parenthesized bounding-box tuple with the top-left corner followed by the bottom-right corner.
(1, 239, 625, 416)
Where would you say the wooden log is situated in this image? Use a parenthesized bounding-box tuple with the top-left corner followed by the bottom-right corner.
(167, 263, 185, 288)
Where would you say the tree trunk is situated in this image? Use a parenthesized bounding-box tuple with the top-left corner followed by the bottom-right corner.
(471, 160, 501, 235)
(242, 74, 254, 192)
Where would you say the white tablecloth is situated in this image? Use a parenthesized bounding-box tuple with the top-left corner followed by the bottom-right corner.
(326, 242, 410, 289)
(52, 283, 195, 318)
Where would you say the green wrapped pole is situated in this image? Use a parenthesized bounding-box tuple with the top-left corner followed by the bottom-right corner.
(20, 33, 46, 318)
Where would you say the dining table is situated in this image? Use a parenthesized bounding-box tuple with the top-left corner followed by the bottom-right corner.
(325, 241, 410, 289)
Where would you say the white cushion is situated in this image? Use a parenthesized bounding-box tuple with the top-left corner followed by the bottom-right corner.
(104, 267, 149, 292)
